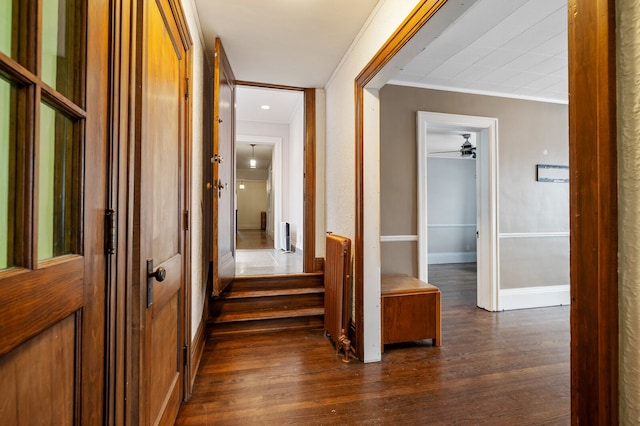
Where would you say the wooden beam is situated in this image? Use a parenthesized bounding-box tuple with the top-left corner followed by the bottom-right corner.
(568, 0, 618, 423)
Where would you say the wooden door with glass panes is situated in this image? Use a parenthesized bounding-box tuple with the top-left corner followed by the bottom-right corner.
(0, 0, 109, 423)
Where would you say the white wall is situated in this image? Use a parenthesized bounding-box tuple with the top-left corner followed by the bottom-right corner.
(427, 156, 477, 264)
(325, 0, 423, 363)
(182, 0, 206, 341)
(287, 98, 304, 251)
(617, 0, 640, 421)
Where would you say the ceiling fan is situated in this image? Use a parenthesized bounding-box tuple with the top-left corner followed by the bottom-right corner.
(429, 133, 476, 158)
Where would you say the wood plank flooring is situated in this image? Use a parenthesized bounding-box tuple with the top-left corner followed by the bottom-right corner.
(236, 230, 274, 249)
(176, 263, 570, 425)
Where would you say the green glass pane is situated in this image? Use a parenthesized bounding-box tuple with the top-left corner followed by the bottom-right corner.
(42, 0, 82, 102)
(0, 0, 14, 57)
(0, 77, 18, 270)
(38, 102, 79, 261)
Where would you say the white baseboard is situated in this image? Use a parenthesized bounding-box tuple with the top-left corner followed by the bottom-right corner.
(500, 285, 570, 311)
(428, 252, 477, 264)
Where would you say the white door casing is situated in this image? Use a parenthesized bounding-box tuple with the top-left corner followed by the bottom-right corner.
(417, 111, 499, 311)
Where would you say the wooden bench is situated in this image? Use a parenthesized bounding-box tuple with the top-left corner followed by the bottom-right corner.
(381, 275, 441, 348)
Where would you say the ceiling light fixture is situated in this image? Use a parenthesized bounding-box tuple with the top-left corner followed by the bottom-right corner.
(261, 105, 270, 110)
(239, 181, 245, 190)
(250, 144, 257, 168)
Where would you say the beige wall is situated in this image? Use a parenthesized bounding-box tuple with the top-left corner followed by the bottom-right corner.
(237, 181, 267, 230)
(379, 84, 569, 290)
(617, 0, 640, 421)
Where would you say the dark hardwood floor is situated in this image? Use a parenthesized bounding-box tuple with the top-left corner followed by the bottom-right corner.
(176, 263, 570, 425)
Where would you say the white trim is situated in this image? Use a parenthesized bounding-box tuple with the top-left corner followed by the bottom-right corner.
(429, 252, 477, 264)
(363, 88, 382, 363)
(499, 232, 570, 239)
(428, 223, 476, 229)
(387, 80, 569, 105)
(499, 285, 571, 311)
(380, 235, 418, 242)
(417, 111, 499, 312)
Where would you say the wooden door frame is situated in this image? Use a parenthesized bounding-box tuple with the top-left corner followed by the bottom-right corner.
(353, 0, 618, 422)
(210, 37, 236, 295)
(234, 81, 321, 273)
(107, 0, 193, 422)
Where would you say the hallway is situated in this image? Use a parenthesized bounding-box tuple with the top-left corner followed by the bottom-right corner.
(236, 230, 304, 276)
(176, 264, 570, 425)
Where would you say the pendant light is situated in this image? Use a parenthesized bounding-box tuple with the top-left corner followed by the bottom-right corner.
(250, 144, 257, 168)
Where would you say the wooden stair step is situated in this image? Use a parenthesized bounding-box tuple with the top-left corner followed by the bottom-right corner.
(212, 293, 323, 314)
(225, 286, 324, 299)
(229, 274, 323, 292)
(208, 316, 324, 338)
(212, 306, 324, 323)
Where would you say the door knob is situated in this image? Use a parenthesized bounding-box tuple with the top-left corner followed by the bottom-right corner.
(206, 182, 212, 190)
(146, 259, 166, 308)
(149, 266, 166, 282)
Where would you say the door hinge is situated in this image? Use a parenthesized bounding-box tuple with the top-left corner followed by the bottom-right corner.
(105, 209, 117, 254)
(183, 345, 188, 366)
(185, 77, 189, 99)
(183, 210, 189, 231)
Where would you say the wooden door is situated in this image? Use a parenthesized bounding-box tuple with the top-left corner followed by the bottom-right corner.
(212, 38, 236, 296)
(135, 0, 187, 424)
(0, 0, 109, 423)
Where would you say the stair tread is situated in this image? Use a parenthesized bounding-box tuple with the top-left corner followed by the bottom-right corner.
(232, 272, 323, 282)
(225, 287, 324, 299)
(213, 306, 324, 323)
(229, 274, 323, 291)
(209, 316, 324, 338)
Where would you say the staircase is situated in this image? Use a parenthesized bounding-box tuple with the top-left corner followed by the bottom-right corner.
(208, 273, 325, 338)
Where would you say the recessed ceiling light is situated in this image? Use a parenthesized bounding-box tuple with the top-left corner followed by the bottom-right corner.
(261, 105, 270, 110)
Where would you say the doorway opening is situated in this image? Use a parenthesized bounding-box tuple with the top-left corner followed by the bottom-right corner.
(417, 112, 498, 311)
(235, 85, 305, 276)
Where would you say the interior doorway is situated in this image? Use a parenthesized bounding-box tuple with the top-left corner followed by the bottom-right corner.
(417, 111, 498, 311)
(235, 86, 305, 276)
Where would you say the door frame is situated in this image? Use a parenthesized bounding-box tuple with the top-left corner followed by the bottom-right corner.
(226, 81, 321, 273)
(353, 0, 617, 421)
(108, 0, 193, 422)
(416, 111, 498, 311)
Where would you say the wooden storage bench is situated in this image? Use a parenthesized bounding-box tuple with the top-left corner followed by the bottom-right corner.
(381, 275, 441, 347)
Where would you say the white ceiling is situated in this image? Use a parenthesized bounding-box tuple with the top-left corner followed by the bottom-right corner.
(193, 0, 380, 88)
(236, 86, 303, 170)
(236, 86, 303, 123)
(195, 0, 568, 166)
(193, 0, 567, 103)
(390, 0, 568, 103)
